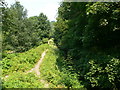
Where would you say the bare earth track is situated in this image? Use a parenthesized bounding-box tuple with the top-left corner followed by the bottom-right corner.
(26, 49, 48, 76)
(26, 49, 49, 87)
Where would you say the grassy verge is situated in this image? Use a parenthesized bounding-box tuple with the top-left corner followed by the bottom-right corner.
(40, 45, 84, 88)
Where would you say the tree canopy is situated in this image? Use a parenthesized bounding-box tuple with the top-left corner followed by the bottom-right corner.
(2, 1, 51, 52)
(54, 2, 120, 89)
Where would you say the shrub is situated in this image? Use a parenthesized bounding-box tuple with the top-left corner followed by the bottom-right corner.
(85, 58, 120, 88)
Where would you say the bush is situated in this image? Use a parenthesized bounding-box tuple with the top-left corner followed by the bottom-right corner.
(42, 38, 48, 44)
(85, 58, 120, 88)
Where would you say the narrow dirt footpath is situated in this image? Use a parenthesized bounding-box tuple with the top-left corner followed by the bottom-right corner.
(27, 49, 48, 76)
(34, 49, 48, 76)
(26, 49, 49, 88)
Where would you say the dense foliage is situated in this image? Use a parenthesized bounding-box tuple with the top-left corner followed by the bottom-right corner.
(2, 44, 49, 88)
(2, 1, 51, 52)
(54, 2, 120, 89)
(2, 72, 44, 88)
(1, 1, 120, 89)
(2, 44, 49, 76)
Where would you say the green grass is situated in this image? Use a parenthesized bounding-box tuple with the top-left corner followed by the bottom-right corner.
(40, 45, 84, 88)
(40, 46, 63, 88)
